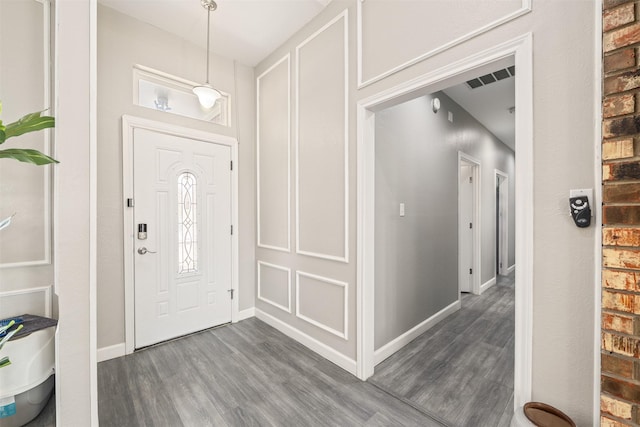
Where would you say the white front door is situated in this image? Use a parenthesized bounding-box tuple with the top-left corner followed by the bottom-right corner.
(133, 128, 232, 348)
(459, 162, 474, 293)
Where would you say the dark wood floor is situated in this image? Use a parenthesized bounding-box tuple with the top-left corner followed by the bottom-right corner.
(370, 272, 515, 427)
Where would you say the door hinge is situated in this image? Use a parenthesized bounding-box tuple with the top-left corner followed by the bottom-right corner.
(230, 225, 233, 235)
(228, 289, 234, 299)
(230, 161, 233, 171)
(469, 176, 473, 183)
(127, 198, 135, 207)
(500, 262, 503, 268)
(469, 222, 472, 229)
(469, 268, 473, 275)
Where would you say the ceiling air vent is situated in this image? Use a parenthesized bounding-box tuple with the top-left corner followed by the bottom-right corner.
(466, 66, 515, 90)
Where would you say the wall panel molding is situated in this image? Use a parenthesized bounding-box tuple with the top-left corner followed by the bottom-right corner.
(257, 54, 291, 252)
(296, 271, 348, 340)
(357, 0, 531, 88)
(295, 11, 349, 263)
(257, 261, 292, 313)
(0, 0, 52, 268)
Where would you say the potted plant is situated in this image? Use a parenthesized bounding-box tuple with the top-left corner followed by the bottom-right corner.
(0, 101, 56, 367)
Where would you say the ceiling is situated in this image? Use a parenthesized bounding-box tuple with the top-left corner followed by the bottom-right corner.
(98, 0, 330, 66)
(443, 75, 516, 151)
(99, 0, 514, 149)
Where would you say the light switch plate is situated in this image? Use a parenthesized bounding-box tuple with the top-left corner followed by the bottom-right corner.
(399, 203, 405, 217)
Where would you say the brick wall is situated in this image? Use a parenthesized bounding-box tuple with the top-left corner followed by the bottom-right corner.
(602, 1, 640, 425)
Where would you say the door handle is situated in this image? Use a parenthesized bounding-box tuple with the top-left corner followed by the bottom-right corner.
(137, 247, 157, 255)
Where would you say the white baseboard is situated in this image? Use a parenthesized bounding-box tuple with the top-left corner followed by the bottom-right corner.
(507, 264, 516, 274)
(255, 309, 357, 375)
(97, 342, 125, 362)
(374, 299, 461, 365)
(237, 307, 255, 321)
(481, 277, 497, 294)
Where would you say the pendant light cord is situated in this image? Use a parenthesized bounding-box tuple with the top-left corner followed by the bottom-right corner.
(205, 7, 211, 85)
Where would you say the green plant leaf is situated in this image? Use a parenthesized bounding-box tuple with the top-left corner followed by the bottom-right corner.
(0, 148, 59, 165)
(4, 112, 54, 142)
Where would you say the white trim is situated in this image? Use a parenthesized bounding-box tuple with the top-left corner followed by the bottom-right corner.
(374, 300, 460, 365)
(0, 0, 52, 269)
(495, 169, 509, 277)
(295, 271, 348, 340)
(507, 264, 516, 274)
(89, 0, 99, 422)
(593, 0, 603, 423)
(295, 11, 349, 263)
(256, 308, 357, 375)
(237, 307, 255, 321)
(356, 0, 532, 88)
(121, 115, 240, 354)
(481, 277, 497, 294)
(256, 54, 291, 253)
(356, 35, 533, 410)
(97, 343, 125, 363)
(257, 261, 292, 313)
(458, 152, 482, 296)
(0, 285, 52, 317)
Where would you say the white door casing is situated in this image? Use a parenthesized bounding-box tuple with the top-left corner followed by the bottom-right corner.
(356, 34, 534, 410)
(495, 169, 509, 276)
(459, 162, 474, 293)
(122, 116, 239, 354)
(133, 129, 232, 348)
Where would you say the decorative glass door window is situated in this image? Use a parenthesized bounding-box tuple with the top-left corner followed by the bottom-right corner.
(178, 172, 198, 274)
(133, 65, 230, 126)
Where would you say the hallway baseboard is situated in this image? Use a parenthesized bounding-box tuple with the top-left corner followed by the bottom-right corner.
(374, 300, 461, 365)
(237, 307, 255, 321)
(255, 308, 357, 375)
(97, 342, 125, 362)
(481, 276, 497, 294)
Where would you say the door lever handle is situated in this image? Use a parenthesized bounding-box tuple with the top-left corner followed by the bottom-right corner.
(137, 247, 157, 255)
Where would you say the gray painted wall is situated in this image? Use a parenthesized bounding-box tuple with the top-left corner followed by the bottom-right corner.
(255, 0, 597, 423)
(374, 93, 515, 349)
(97, 5, 256, 350)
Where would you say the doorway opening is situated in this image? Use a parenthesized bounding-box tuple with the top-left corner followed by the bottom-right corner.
(357, 34, 533, 423)
(459, 153, 481, 295)
(496, 169, 509, 277)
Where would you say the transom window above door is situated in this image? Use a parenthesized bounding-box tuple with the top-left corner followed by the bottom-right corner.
(133, 65, 230, 126)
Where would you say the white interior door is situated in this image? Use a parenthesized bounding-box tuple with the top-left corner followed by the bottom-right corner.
(459, 162, 474, 293)
(496, 171, 509, 276)
(133, 128, 232, 348)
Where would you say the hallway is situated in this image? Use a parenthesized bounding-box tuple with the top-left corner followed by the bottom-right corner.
(369, 272, 515, 426)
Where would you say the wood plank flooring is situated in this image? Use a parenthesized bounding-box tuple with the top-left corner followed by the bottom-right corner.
(25, 273, 514, 426)
(369, 272, 515, 427)
(97, 318, 445, 426)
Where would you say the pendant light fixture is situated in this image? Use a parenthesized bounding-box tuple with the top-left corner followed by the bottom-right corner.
(193, 0, 222, 108)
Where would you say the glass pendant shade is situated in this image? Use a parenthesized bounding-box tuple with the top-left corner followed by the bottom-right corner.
(193, 85, 221, 108)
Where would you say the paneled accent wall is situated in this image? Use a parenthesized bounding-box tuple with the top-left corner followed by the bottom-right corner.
(255, 10, 351, 363)
(356, 0, 531, 86)
(257, 55, 291, 252)
(258, 261, 291, 313)
(296, 271, 348, 340)
(295, 12, 349, 262)
(601, 1, 640, 424)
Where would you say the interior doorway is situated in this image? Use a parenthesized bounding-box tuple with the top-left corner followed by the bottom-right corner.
(496, 169, 509, 277)
(459, 154, 481, 295)
(357, 35, 532, 419)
